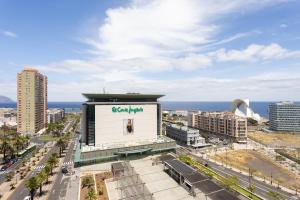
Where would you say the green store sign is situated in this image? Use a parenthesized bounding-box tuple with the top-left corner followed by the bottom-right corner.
(112, 106, 143, 114)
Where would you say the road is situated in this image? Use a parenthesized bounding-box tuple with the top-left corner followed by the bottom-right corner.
(0, 137, 45, 184)
(177, 147, 297, 200)
(0, 151, 34, 184)
(48, 135, 76, 200)
(8, 144, 58, 200)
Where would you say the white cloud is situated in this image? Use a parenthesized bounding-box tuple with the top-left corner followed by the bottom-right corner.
(211, 43, 300, 62)
(280, 23, 288, 28)
(45, 72, 300, 101)
(2, 31, 18, 38)
(86, 0, 285, 61)
(24, 0, 300, 101)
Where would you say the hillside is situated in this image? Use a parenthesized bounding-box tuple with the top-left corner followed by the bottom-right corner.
(0, 95, 14, 103)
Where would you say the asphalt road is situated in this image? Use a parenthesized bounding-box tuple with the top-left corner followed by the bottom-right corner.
(0, 137, 46, 184)
(8, 144, 58, 200)
(177, 147, 297, 200)
(48, 135, 76, 200)
(0, 151, 34, 184)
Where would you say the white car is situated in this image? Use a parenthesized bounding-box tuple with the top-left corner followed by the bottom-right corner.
(24, 196, 31, 200)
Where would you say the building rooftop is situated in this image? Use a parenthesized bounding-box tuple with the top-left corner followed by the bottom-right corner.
(168, 124, 199, 134)
(271, 101, 299, 106)
(82, 93, 164, 102)
(165, 159, 195, 176)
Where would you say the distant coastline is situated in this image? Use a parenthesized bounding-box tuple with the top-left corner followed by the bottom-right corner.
(1, 101, 295, 118)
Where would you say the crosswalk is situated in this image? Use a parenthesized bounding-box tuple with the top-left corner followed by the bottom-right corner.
(62, 161, 73, 166)
(33, 161, 74, 170)
(0, 170, 9, 175)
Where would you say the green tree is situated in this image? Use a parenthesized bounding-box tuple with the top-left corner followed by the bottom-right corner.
(25, 176, 39, 200)
(85, 188, 97, 200)
(37, 171, 47, 195)
(223, 176, 240, 191)
(247, 184, 256, 198)
(43, 165, 51, 183)
(0, 138, 11, 160)
(266, 191, 284, 200)
(56, 138, 67, 157)
(46, 154, 59, 175)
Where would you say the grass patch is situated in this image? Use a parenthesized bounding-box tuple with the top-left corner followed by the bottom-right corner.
(211, 149, 300, 190)
(39, 134, 60, 141)
(248, 131, 300, 147)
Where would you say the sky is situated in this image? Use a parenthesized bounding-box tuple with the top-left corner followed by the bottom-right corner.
(0, 0, 300, 102)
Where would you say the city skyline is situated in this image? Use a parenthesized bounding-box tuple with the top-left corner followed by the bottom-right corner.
(1, 0, 300, 101)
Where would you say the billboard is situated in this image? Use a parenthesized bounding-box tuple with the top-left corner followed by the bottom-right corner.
(95, 104, 157, 146)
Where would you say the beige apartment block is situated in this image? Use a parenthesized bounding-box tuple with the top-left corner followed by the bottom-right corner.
(17, 68, 47, 135)
(188, 111, 247, 142)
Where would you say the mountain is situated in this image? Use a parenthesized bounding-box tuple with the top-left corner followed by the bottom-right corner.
(0, 95, 14, 103)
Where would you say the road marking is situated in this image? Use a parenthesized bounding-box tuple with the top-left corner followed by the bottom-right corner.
(33, 165, 45, 170)
(62, 161, 74, 166)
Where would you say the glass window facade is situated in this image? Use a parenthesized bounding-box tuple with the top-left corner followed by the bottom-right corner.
(86, 105, 95, 145)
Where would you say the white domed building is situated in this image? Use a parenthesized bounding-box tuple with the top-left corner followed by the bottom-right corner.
(232, 99, 261, 121)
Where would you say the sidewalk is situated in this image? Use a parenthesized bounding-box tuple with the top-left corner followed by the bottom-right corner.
(64, 170, 80, 200)
(0, 143, 53, 199)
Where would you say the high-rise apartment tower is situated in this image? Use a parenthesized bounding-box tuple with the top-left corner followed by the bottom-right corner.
(17, 68, 47, 135)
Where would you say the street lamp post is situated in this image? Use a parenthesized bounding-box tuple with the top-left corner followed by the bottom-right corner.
(271, 172, 273, 185)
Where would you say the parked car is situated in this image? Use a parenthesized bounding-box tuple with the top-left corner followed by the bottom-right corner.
(61, 166, 68, 174)
(0, 165, 8, 171)
(24, 196, 31, 200)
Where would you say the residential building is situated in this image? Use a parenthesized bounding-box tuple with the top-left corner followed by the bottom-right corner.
(0, 108, 17, 128)
(76, 93, 176, 167)
(189, 112, 247, 142)
(17, 68, 47, 135)
(187, 111, 201, 128)
(47, 108, 65, 123)
(166, 124, 208, 147)
(269, 102, 300, 132)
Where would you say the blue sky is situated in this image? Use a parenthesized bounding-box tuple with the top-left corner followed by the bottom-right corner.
(0, 0, 300, 101)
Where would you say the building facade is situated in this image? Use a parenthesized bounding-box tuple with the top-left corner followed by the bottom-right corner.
(47, 108, 65, 123)
(166, 124, 207, 147)
(76, 93, 176, 167)
(269, 102, 300, 132)
(17, 68, 47, 135)
(189, 112, 247, 142)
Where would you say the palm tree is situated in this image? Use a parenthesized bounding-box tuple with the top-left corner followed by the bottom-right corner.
(266, 191, 284, 200)
(247, 184, 256, 198)
(37, 171, 47, 195)
(56, 138, 66, 157)
(0, 138, 10, 160)
(43, 165, 51, 183)
(47, 154, 59, 175)
(25, 135, 30, 147)
(15, 136, 25, 153)
(25, 177, 39, 200)
(223, 176, 240, 191)
(85, 188, 97, 200)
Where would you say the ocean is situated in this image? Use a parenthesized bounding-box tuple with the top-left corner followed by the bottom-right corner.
(0, 101, 276, 118)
